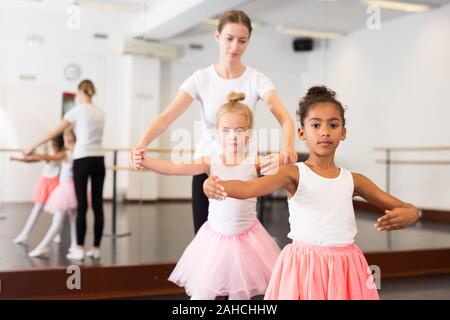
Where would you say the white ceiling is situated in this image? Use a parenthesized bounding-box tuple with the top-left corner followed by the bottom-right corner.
(233, 0, 450, 34)
(2, 0, 449, 38)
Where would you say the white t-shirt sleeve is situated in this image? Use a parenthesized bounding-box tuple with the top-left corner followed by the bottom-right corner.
(63, 106, 79, 124)
(257, 72, 276, 100)
(179, 71, 199, 100)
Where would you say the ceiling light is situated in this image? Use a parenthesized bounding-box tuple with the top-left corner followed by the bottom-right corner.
(277, 26, 341, 39)
(74, 1, 145, 13)
(361, 0, 429, 12)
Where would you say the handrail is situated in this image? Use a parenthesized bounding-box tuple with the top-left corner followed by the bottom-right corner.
(374, 146, 450, 152)
(376, 160, 450, 165)
(2, 147, 308, 237)
(374, 146, 450, 194)
(0, 147, 195, 153)
(0, 148, 308, 157)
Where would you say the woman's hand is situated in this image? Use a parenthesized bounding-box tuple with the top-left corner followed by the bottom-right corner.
(374, 206, 419, 231)
(203, 176, 227, 200)
(260, 153, 281, 175)
(130, 148, 146, 170)
(260, 147, 297, 176)
(280, 146, 298, 165)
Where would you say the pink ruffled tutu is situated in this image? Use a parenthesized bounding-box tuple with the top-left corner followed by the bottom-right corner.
(44, 180, 77, 214)
(32, 177, 59, 204)
(169, 220, 281, 298)
(265, 240, 380, 300)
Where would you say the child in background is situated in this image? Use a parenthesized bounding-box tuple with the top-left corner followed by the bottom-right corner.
(27, 128, 78, 258)
(11, 135, 64, 245)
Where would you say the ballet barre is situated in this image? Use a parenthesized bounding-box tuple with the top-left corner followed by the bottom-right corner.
(376, 160, 450, 165)
(374, 146, 450, 250)
(0, 148, 141, 238)
(0, 149, 16, 221)
(1, 147, 194, 238)
(1, 147, 305, 236)
(104, 148, 306, 236)
(374, 146, 450, 194)
(104, 147, 195, 238)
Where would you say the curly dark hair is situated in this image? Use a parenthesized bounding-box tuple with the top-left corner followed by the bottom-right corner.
(296, 86, 346, 127)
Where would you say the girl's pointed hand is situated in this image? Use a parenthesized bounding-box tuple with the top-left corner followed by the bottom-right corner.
(203, 176, 227, 200)
(374, 207, 419, 231)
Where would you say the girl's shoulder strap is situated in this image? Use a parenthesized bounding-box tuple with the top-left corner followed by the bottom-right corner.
(294, 162, 307, 183)
(340, 167, 355, 188)
(296, 161, 306, 171)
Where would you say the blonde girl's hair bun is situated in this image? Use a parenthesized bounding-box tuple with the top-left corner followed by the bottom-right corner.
(216, 92, 253, 129)
(227, 92, 246, 104)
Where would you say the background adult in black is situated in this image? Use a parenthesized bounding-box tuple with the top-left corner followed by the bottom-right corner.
(26, 80, 106, 260)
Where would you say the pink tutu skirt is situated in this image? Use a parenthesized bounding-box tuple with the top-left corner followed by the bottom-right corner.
(265, 240, 380, 300)
(44, 180, 77, 214)
(32, 177, 59, 204)
(169, 220, 281, 298)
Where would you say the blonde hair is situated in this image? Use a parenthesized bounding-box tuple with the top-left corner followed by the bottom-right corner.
(218, 10, 252, 37)
(78, 79, 96, 98)
(216, 92, 253, 129)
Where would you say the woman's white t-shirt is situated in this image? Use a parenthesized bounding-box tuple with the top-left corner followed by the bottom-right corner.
(180, 65, 276, 158)
(64, 103, 106, 160)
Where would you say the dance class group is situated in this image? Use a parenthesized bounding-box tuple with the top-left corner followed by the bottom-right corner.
(11, 10, 419, 300)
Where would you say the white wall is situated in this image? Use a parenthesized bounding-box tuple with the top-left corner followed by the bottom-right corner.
(122, 57, 162, 200)
(0, 5, 161, 202)
(307, 4, 450, 210)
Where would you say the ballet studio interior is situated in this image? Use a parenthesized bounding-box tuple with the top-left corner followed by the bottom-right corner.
(0, 0, 449, 301)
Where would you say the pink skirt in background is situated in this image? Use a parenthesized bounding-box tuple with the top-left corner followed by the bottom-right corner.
(265, 240, 380, 300)
(32, 176, 59, 204)
(169, 220, 281, 299)
(44, 180, 77, 214)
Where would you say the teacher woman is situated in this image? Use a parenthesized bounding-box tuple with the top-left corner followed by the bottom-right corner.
(26, 80, 106, 260)
(131, 10, 297, 234)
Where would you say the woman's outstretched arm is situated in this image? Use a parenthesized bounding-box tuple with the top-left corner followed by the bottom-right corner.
(24, 120, 71, 155)
(263, 90, 297, 165)
(131, 91, 193, 169)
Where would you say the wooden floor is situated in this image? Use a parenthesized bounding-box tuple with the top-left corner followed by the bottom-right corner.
(147, 274, 450, 300)
(2, 201, 450, 271)
(1, 201, 450, 299)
